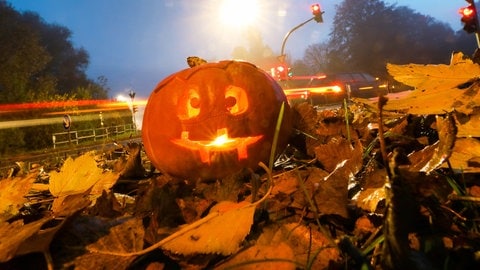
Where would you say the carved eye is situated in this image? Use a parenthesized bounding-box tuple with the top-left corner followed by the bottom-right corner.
(225, 86, 248, 115)
(178, 88, 201, 120)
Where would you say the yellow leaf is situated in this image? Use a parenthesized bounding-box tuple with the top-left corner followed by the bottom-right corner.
(442, 137, 480, 173)
(0, 173, 36, 221)
(49, 152, 118, 197)
(456, 113, 480, 137)
(356, 187, 386, 212)
(384, 52, 480, 114)
(161, 200, 255, 255)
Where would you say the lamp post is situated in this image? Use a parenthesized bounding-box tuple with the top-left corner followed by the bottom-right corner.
(128, 90, 137, 133)
(279, 4, 324, 64)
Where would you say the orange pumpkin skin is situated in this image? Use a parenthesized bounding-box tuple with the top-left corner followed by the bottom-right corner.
(142, 60, 292, 180)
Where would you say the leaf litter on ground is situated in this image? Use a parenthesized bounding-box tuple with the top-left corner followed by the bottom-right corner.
(1, 51, 480, 269)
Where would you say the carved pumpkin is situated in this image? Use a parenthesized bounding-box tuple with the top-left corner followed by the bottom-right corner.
(142, 60, 292, 180)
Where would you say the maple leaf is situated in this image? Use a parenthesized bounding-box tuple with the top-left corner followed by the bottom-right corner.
(49, 152, 118, 197)
(384, 52, 480, 115)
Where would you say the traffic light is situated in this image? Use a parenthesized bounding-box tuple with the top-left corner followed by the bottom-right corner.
(311, 3, 324, 23)
(275, 65, 289, 81)
(459, 4, 479, 33)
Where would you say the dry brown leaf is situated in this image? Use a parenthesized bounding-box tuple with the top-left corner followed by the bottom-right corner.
(419, 114, 457, 174)
(314, 164, 350, 218)
(0, 216, 52, 262)
(215, 225, 299, 269)
(216, 242, 296, 270)
(314, 138, 351, 173)
(314, 138, 363, 173)
(0, 173, 36, 221)
(161, 200, 256, 256)
(271, 171, 299, 196)
(275, 223, 340, 269)
(384, 52, 480, 114)
(49, 152, 118, 197)
(55, 216, 144, 269)
(51, 193, 91, 217)
(15, 217, 67, 258)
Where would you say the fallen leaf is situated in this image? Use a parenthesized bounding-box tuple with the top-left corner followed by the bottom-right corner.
(419, 114, 457, 174)
(455, 112, 480, 137)
(383, 52, 480, 114)
(49, 152, 118, 197)
(216, 242, 296, 270)
(0, 173, 36, 221)
(54, 216, 144, 269)
(51, 193, 91, 217)
(355, 187, 386, 213)
(313, 163, 351, 218)
(314, 137, 356, 173)
(275, 223, 340, 269)
(0, 216, 52, 262)
(161, 200, 256, 256)
(387, 52, 480, 90)
(441, 137, 480, 173)
(15, 218, 66, 258)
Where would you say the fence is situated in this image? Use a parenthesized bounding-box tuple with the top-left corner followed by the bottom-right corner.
(52, 124, 136, 149)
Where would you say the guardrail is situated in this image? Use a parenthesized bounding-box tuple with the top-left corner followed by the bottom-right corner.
(52, 124, 136, 149)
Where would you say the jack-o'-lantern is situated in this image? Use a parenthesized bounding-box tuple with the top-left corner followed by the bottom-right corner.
(142, 60, 292, 180)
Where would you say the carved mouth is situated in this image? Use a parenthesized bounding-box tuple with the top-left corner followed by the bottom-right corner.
(172, 128, 262, 164)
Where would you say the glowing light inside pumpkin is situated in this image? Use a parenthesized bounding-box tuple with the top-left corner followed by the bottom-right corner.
(208, 128, 235, 146)
(173, 127, 262, 164)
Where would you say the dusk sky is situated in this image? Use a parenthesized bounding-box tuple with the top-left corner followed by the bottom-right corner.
(8, 0, 468, 100)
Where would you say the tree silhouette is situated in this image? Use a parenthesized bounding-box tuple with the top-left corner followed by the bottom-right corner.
(302, 43, 330, 74)
(0, 1, 112, 153)
(300, 0, 477, 78)
(0, 0, 108, 103)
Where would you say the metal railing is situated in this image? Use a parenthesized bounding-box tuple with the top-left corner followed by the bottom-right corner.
(52, 124, 136, 149)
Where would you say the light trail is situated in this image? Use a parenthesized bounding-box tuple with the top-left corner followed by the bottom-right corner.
(0, 99, 148, 129)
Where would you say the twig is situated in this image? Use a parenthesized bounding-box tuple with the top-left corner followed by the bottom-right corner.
(344, 98, 351, 142)
(377, 95, 389, 174)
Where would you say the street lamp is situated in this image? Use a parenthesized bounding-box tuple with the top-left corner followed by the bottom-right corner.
(128, 90, 137, 132)
(279, 3, 324, 63)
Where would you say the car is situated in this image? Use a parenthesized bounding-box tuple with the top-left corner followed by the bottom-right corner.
(277, 72, 387, 105)
(325, 72, 387, 99)
(278, 74, 345, 105)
